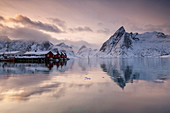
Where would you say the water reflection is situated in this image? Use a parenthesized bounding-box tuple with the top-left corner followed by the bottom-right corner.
(0, 60, 73, 75)
(100, 58, 170, 89)
(0, 58, 170, 113)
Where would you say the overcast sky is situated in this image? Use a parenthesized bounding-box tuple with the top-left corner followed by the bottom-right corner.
(0, 0, 170, 45)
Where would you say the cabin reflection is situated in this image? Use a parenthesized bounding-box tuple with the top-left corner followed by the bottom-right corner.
(100, 63, 140, 89)
(0, 60, 68, 75)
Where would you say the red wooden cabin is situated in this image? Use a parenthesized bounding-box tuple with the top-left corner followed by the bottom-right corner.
(63, 53, 67, 59)
(54, 52, 60, 59)
(60, 52, 64, 58)
(45, 51, 54, 59)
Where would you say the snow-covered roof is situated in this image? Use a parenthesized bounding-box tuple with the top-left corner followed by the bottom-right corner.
(0, 51, 23, 55)
(53, 52, 58, 55)
(52, 51, 62, 55)
(58, 51, 61, 54)
(24, 51, 52, 55)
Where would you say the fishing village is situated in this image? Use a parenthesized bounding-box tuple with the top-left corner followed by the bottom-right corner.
(0, 51, 68, 63)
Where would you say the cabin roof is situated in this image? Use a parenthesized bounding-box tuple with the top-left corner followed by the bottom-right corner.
(52, 51, 62, 55)
(0, 51, 22, 55)
(24, 51, 52, 55)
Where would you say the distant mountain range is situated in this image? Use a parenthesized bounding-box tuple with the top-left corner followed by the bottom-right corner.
(0, 37, 53, 52)
(0, 26, 170, 58)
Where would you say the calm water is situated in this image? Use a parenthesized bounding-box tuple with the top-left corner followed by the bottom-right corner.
(0, 58, 170, 113)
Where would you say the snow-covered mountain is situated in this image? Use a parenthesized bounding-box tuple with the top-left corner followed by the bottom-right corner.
(76, 45, 98, 58)
(52, 42, 76, 57)
(0, 36, 97, 58)
(0, 38, 76, 57)
(57, 40, 99, 52)
(0, 39, 53, 52)
(97, 26, 170, 58)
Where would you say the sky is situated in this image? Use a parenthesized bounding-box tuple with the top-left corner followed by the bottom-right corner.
(0, 0, 170, 45)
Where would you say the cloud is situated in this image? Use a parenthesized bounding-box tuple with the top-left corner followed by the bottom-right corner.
(48, 17, 66, 29)
(16, 83, 61, 100)
(11, 27, 54, 41)
(69, 26, 93, 32)
(144, 24, 163, 31)
(97, 28, 110, 34)
(0, 24, 58, 42)
(8, 15, 63, 33)
(0, 16, 4, 21)
(158, 24, 170, 33)
(128, 24, 170, 34)
(97, 22, 103, 26)
(0, 23, 13, 35)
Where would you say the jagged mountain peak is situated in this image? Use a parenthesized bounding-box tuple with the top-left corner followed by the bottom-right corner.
(109, 26, 126, 40)
(79, 45, 87, 51)
(55, 42, 72, 49)
(99, 26, 126, 53)
(113, 26, 125, 36)
(116, 26, 125, 33)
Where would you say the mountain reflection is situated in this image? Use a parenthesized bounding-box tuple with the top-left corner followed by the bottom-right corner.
(100, 58, 170, 89)
(0, 60, 72, 75)
(100, 62, 140, 89)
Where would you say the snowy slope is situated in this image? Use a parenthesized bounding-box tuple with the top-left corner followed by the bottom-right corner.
(57, 40, 99, 52)
(97, 26, 170, 58)
(0, 39, 53, 52)
(76, 45, 98, 58)
(52, 42, 76, 58)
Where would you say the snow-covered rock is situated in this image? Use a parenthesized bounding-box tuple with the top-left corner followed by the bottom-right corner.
(76, 45, 98, 58)
(97, 26, 170, 58)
